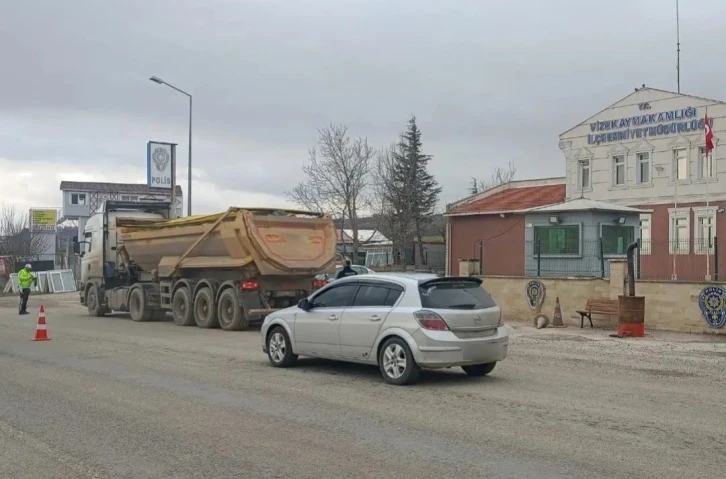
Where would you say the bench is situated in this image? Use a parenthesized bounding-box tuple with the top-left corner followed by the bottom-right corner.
(576, 298, 619, 328)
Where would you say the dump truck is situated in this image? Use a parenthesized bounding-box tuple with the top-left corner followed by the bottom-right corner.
(74, 201, 336, 330)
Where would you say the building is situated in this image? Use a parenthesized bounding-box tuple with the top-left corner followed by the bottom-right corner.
(60, 181, 183, 230)
(446, 178, 567, 275)
(559, 86, 725, 280)
(338, 229, 393, 267)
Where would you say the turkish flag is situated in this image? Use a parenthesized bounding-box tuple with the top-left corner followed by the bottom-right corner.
(705, 114, 715, 155)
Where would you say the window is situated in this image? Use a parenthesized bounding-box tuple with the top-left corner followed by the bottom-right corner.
(384, 289, 403, 306)
(120, 195, 138, 202)
(352, 266, 369, 275)
(639, 214, 651, 255)
(84, 231, 92, 253)
(698, 147, 714, 179)
(71, 193, 87, 205)
(668, 208, 690, 255)
(534, 225, 580, 256)
(613, 156, 626, 185)
(352, 284, 401, 307)
(311, 284, 357, 308)
(418, 280, 497, 310)
(693, 207, 716, 254)
(673, 148, 688, 181)
(578, 159, 591, 190)
(601, 225, 635, 256)
(636, 152, 650, 184)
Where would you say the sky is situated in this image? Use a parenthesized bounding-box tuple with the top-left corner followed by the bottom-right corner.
(2, 0, 725, 216)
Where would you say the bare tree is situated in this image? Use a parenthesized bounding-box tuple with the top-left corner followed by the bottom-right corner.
(0, 204, 52, 265)
(475, 161, 517, 193)
(286, 124, 375, 260)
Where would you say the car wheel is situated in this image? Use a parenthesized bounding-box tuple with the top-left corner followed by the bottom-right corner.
(194, 287, 219, 328)
(86, 285, 106, 317)
(171, 287, 195, 326)
(378, 337, 420, 386)
(461, 362, 497, 377)
(266, 327, 297, 367)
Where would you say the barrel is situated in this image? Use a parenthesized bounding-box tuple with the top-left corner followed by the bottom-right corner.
(618, 295, 645, 337)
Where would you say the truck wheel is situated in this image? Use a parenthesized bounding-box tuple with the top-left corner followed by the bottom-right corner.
(217, 288, 250, 331)
(194, 287, 218, 328)
(172, 287, 195, 326)
(129, 288, 153, 322)
(86, 285, 106, 317)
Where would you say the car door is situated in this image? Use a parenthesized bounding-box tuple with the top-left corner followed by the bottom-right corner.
(338, 281, 404, 360)
(294, 283, 358, 357)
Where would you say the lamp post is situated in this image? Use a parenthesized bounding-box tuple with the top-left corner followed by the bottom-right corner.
(149, 76, 193, 216)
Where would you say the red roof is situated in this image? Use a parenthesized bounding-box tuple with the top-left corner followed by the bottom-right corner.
(449, 184, 566, 215)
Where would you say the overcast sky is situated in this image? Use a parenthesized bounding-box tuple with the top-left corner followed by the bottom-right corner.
(2, 0, 725, 216)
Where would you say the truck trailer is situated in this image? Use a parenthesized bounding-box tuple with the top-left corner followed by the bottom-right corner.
(75, 201, 336, 330)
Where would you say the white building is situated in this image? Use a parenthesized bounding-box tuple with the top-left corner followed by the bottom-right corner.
(559, 86, 724, 279)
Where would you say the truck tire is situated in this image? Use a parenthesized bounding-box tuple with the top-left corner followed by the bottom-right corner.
(172, 287, 195, 326)
(129, 288, 153, 322)
(194, 287, 218, 328)
(86, 284, 107, 317)
(217, 288, 250, 331)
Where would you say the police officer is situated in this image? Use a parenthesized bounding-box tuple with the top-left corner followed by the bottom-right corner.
(18, 263, 36, 315)
(335, 259, 358, 280)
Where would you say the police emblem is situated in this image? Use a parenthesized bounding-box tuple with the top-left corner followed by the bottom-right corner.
(697, 285, 726, 329)
(525, 280, 546, 310)
(152, 147, 170, 172)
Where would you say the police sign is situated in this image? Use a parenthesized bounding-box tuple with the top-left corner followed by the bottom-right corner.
(146, 141, 176, 189)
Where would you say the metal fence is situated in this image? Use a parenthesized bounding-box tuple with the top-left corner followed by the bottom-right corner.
(523, 238, 722, 282)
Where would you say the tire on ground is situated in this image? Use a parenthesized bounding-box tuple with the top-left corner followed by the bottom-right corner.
(378, 336, 420, 386)
(266, 326, 297, 367)
(129, 287, 153, 322)
(171, 287, 195, 326)
(217, 288, 250, 331)
(86, 284, 107, 317)
(193, 287, 218, 328)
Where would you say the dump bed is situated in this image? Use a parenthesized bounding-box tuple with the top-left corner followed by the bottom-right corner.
(117, 208, 337, 278)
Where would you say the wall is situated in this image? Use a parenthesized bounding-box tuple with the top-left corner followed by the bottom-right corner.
(560, 89, 726, 207)
(448, 214, 525, 276)
(480, 259, 726, 335)
(524, 210, 641, 277)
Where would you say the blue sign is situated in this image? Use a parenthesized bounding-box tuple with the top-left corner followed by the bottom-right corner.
(587, 106, 713, 145)
(697, 285, 726, 329)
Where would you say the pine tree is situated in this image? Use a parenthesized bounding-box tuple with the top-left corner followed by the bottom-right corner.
(390, 117, 441, 265)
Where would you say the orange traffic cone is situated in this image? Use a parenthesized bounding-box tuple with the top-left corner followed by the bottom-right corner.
(32, 305, 51, 341)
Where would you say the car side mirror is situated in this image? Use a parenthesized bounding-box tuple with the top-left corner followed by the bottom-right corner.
(298, 298, 311, 311)
(72, 237, 80, 255)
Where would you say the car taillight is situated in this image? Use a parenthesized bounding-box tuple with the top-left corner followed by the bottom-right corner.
(312, 279, 327, 289)
(240, 280, 259, 291)
(414, 310, 449, 331)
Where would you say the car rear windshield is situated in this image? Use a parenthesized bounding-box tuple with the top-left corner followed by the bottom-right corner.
(418, 281, 497, 310)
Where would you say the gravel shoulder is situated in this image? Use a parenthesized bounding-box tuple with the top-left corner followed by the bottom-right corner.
(1, 293, 724, 478)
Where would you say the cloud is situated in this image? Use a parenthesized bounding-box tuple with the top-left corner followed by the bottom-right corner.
(2, 0, 726, 212)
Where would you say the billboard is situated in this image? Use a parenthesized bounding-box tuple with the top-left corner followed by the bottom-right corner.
(146, 141, 175, 189)
(30, 209, 58, 233)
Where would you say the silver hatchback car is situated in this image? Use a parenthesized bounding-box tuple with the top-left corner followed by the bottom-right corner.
(261, 273, 509, 385)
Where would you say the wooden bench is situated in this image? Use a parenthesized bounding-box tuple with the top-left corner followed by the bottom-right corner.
(576, 298, 619, 328)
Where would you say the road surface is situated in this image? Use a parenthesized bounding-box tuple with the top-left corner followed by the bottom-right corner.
(1, 293, 724, 478)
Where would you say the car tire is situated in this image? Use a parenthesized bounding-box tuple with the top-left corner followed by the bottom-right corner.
(461, 362, 497, 377)
(266, 327, 297, 367)
(217, 288, 250, 331)
(171, 287, 195, 326)
(86, 284, 106, 317)
(194, 287, 219, 328)
(378, 337, 420, 386)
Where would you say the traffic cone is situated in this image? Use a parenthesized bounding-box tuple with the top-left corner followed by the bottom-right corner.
(32, 305, 51, 341)
(551, 297, 566, 328)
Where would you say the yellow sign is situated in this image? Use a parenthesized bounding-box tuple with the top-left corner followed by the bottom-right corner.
(30, 209, 57, 232)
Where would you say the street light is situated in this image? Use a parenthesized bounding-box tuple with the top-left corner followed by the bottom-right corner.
(149, 75, 193, 216)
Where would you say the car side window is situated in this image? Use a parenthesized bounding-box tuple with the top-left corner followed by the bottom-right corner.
(352, 266, 367, 274)
(352, 285, 390, 307)
(312, 284, 357, 308)
(383, 289, 403, 307)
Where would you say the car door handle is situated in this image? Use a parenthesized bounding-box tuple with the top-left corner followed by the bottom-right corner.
(369, 315, 381, 322)
(328, 315, 339, 321)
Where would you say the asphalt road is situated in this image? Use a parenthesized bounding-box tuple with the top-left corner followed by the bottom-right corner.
(1, 293, 724, 479)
